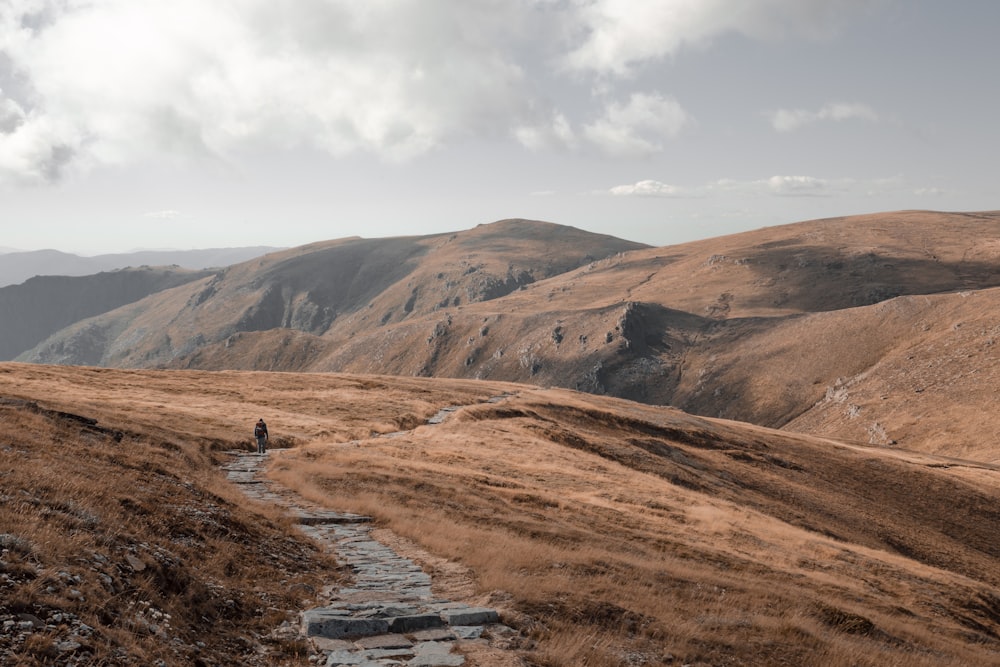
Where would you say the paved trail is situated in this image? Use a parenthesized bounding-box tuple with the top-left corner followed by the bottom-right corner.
(222, 401, 523, 667)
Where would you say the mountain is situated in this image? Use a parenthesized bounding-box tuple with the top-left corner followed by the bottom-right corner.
(12, 210, 1000, 461)
(17, 219, 648, 368)
(0, 246, 281, 288)
(0, 267, 216, 361)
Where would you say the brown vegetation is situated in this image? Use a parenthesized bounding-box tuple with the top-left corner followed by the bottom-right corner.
(0, 364, 510, 665)
(4, 363, 997, 665)
(269, 387, 1000, 666)
(13, 211, 1000, 462)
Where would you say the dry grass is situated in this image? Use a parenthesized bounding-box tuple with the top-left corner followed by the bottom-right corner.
(3, 363, 1000, 666)
(270, 389, 1000, 667)
(18, 212, 1000, 465)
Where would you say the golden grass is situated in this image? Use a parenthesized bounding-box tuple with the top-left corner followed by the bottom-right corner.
(3, 363, 1000, 666)
(0, 372, 345, 664)
(270, 389, 1000, 667)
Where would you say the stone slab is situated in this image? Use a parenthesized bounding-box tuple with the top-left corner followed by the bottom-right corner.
(312, 637, 355, 652)
(354, 634, 412, 650)
(439, 607, 499, 627)
(451, 626, 485, 640)
(408, 642, 465, 667)
(303, 610, 390, 639)
(389, 613, 447, 633)
(410, 627, 457, 642)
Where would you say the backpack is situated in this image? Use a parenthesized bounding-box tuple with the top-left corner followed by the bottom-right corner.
(254, 422, 266, 437)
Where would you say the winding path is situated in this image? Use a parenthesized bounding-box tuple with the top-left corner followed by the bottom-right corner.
(222, 399, 521, 667)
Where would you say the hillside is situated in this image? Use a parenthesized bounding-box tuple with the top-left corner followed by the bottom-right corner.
(17, 220, 646, 368)
(1, 363, 999, 666)
(0, 267, 216, 361)
(0, 246, 280, 288)
(181, 210, 1000, 461)
(12, 210, 1000, 461)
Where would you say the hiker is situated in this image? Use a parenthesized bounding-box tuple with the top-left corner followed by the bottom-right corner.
(254, 418, 269, 454)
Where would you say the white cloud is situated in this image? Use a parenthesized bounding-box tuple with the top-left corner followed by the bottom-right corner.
(607, 174, 912, 199)
(0, 92, 24, 133)
(516, 92, 689, 157)
(0, 0, 539, 183)
(770, 102, 879, 132)
(514, 111, 578, 152)
(766, 174, 830, 196)
(609, 179, 693, 197)
(0, 0, 884, 185)
(563, 0, 881, 76)
(583, 92, 689, 157)
(143, 210, 182, 219)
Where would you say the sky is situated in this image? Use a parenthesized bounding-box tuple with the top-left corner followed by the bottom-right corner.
(0, 0, 997, 255)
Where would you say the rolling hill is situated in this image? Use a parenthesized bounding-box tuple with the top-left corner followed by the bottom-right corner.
(1, 363, 998, 665)
(16, 219, 647, 369)
(10, 210, 1000, 461)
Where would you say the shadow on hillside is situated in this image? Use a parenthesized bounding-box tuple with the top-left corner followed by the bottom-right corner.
(0, 269, 216, 360)
(239, 238, 428, 334)
(739, 245, 1000, 313)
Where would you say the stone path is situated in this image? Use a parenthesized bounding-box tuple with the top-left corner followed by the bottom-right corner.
(222, 400, 517, 667)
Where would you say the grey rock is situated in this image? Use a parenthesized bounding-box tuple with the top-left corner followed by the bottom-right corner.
(303, 610, 390, 639)
(408, 641, 466, 666)
(56, 640, 82, 653)
(451, 626, 485, 640)
(389, 614, 446, 633)
(410, 628, 457, 642)
(439, 607, 499, 626)
(355, 634, 412, 650)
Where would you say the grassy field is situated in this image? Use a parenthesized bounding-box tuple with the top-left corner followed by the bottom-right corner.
(2, 362, 999, 666)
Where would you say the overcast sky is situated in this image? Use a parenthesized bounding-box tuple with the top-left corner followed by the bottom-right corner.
(1, 0, 997, 254)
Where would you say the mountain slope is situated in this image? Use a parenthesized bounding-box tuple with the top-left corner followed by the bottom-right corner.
(171, 210, 1000, 459)
(0, 246, 280, 288)
(15, 210, 1000, 460)
(18, 220, 647, 368)
(0, 267, 215, 361)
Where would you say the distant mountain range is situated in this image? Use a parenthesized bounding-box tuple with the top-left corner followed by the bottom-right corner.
(0, 246, 282, 288)
(6, 212, 1000, 462)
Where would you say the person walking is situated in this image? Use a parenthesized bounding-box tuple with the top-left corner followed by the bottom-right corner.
(254, 418, 269, 454)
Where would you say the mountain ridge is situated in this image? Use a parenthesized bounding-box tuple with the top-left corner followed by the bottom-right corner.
(9, 210, 1000, 461)
(0, 245, 282, 288)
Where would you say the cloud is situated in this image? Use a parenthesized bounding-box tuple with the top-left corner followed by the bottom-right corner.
(0, 0, 539, 183)
(514, 111, 578, 152)
(765, 175, 830, 196)
(143, 210, 183, 220)
(609, 179, 693, 197)
(515, 92, 689, 157)
(563, 0, 881, 76)
(0, 0, 882, 184)
(770, 103, 879, 132)
(607, 174, 911, 198)
(583, 93, 689, 157)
